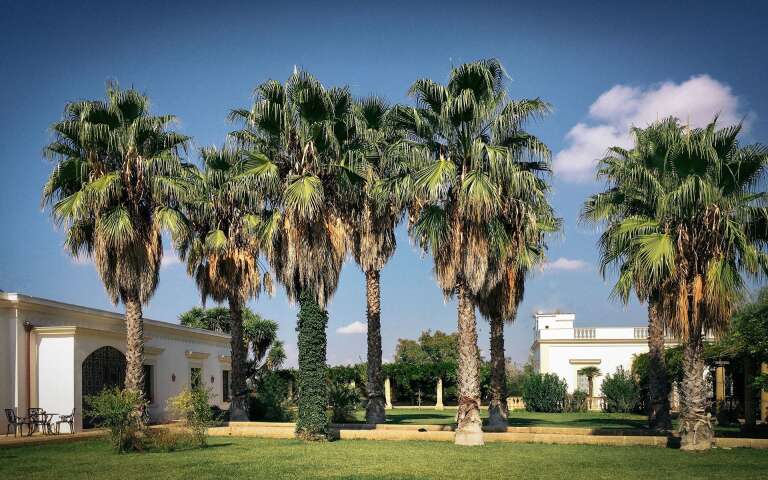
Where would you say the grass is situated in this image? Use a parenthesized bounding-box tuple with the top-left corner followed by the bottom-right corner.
(1, 436, 766, 480)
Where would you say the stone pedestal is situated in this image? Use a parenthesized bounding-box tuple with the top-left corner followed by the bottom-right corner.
(715, 366, 726, 402)
(384, 377, 393, 410)
(435, 378, 444, 410)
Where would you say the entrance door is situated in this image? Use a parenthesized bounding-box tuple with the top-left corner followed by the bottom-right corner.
(82, 346, 126, 428)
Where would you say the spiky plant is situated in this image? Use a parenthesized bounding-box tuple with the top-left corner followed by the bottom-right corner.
(230, 70, 362, 439)
(392, 59, 552, 445)
(584, 117, 768, 450)
(42, 82, 190, 408)
(177, 146, 273, 419)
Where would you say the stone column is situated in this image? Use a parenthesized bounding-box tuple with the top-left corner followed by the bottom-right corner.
(761, 362, 768, 423)
(715, 366, 726, 402)
(435, 378, 444, 410)
(384, 377, 393, 410)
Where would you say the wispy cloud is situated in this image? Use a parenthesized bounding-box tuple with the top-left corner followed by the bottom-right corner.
(542, 257, 590, 272)
(336, 321, 367, 335)
(553, 75, 750, 182)
(161, 251, 181, 269)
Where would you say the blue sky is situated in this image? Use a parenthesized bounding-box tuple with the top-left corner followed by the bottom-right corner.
(1, 0, 767, 366)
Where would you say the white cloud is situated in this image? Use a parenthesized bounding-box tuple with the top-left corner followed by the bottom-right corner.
(542, 257, 590, 272)
(161, 251, 181, 269)
(336, 321, 367, 335)
(554, 75, 748, 182)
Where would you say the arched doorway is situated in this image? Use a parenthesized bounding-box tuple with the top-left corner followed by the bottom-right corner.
(82, 346, 126, 428)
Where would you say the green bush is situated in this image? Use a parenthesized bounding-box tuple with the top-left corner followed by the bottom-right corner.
(250, 371, 294, 421)
(566, 389, 589, 412)
(167, 388, 213, 447)
(328, 382, 360, 423)
(521, 373, 567, 412)
(601, 367, 640, 413)
(295, 292, 329, 440)
(84, 387, 146, 453)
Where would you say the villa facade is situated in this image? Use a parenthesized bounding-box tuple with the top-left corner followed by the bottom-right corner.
(1, 293, 232, 433)
(531, 312, 674, 396)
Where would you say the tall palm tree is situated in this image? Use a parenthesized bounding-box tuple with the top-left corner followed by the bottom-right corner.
(42, 83, 190, 406)
(348, 97, 408, 424)
(584, 120, 686, 431)
(230, 70, 362, 439)
(177, 146, 271, 420)
(392, 59, 552, 445)
(584, 117, 768, 450)
(577, 366, 601, 397)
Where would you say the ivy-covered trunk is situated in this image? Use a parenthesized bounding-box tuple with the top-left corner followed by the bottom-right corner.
(743, 358, 756, 429)
(487, 314, 508, 430)
(228, 296, 249, 421)
(296, 291, 329, 440)
(365, 269, 386, 424)
(454, 280, 484, 445)
(647, 302, 671, 430)
(679, 331, 713, 450)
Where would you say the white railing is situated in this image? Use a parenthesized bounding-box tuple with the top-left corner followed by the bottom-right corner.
(574, 328, 596, 339)
(634, 327, 648, 339)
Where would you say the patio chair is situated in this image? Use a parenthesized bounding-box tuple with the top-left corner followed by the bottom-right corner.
(4, 409, 29, 437)
(27, 408, 53, 436)
(55, 409, 75, 435)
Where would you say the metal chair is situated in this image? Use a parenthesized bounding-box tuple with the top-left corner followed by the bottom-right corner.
(55, 409, 75, 435)
(4, 409, 29, 437)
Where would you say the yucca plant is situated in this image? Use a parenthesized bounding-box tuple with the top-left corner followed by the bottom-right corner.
(584, 117, 768, 450)
(230, 70, 363, 439)
(42, 82, 190, 406)
(177, 146, 273, 420)
(392, 59, 552, 444)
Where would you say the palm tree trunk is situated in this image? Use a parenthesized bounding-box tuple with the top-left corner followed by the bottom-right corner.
(647, 302, 671, 430)
(487, 314, 508, 430)
(365, 269, 386, 424)
(228, 296, 249, 421)
(679, 332, 713, 450)
(454, 280, 484, 446)
(124, 297, 145, 396)
(295, 291, 328, 440)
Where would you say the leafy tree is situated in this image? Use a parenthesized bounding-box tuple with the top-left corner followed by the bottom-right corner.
(584, 117, 768, 450)
(393, 59, 552, 445)
(230, 70, 362, 439)
(601, 367, 640, 413)
(42, 83, 190, 408)
(394, 330, 459, 364)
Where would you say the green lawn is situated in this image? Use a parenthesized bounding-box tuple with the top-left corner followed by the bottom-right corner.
(1, 437, 766, 480)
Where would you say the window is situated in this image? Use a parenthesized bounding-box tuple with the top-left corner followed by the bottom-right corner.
(222, 370, 230, 402)
(143, 365, 154, 404)
(190, 367, 202, 390)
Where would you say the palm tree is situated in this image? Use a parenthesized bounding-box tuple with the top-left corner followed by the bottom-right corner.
(583, 120, 678, 431)
(230, 70, 362, 439)
(578, 366, 601, 397)
(584, 117, 768, 450)
(42, 82, 190, 407)
(177, 146, 272, 420)
(348, 97, 408, 424)
(392, 59, 552, 445)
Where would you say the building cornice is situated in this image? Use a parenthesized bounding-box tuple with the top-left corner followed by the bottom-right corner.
(185, 350, 210, 360)
(0, 293, 230, 344)
(535, 338, 653, 345)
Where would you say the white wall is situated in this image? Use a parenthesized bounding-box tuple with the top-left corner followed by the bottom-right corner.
(37, 335, 75, 421)
(538, 342, 648, 393)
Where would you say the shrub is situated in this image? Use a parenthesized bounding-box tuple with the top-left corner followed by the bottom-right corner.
(522, 373, 567, 412)
(167, 388, 213, 447)
(250, 371, 294, 421)
(566, 389, 589, 412)
(85, 387, 146, 453)
(601, 367, 640, 413)
(328, 382, 360, 423)
(145, 427, 197, 452)
(295, 292, 329, 440)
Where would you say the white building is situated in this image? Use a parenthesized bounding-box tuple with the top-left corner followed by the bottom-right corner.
(1, 293, 232, 433)
(531, 312, 659, 395)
